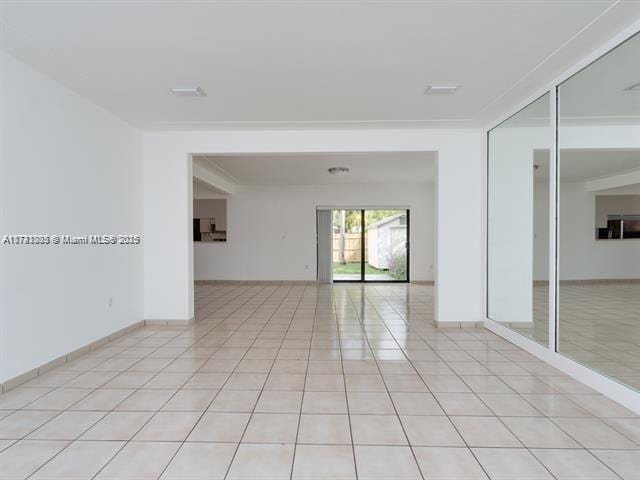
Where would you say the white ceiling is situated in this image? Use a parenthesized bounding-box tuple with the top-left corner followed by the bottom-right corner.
(193, 177, 227, 196)
(597, 184, 640, 195)
(534, 148, 640, 181)
(489, 31, 640, 128)
(194, 152, 435, 186)
(560, 32, 640, 122)
(1, 0, 638, 129)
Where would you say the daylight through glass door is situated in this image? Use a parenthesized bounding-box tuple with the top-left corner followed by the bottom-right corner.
(332, 209, 409, 282)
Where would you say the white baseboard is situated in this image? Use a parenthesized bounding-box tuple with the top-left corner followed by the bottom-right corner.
(144, 317, 195, 327)
(196, 280, 436, 286)
(436, 321, 483, 328)
(195, 280, 318, 285)
(0, 320, 145, 394)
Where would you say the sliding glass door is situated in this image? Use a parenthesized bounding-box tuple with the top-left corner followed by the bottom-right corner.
(365, 210, 409, 281)
(332, 209, 409, 282)
(332, 209, 363, 281)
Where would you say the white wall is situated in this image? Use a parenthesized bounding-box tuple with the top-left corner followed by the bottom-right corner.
(0, 52, 143, 383)
(533, 180, 550, 280)
(533, 181, 640, 280)
(559, 182, 640, 280)
(487, 129, 537, 323)
(485, 122, 640, 285)
(143, 129, 484, 324)
(193, 183, 433, 281)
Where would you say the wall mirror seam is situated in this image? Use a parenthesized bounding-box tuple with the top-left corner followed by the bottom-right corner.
(487, 31, 640, 391)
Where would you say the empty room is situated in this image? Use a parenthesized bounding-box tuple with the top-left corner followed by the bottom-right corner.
(0, 1, 639, 479)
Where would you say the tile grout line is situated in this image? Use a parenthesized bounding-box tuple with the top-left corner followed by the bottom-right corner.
(83, 285, 261, 480)
(344, 285, 427, 480)
(20, 319, 217, 480)
(1, 283, 636, 480)
(387, 285, 632, 477)
(334, 286, 361, 480)
(82, 284, 271, 480)
(22, 329, 186, 479)
(153, 284, 283, 480)
(288, 284, 319, 480)
(221, 284, 304, 480)
(370, 284, 498, 480)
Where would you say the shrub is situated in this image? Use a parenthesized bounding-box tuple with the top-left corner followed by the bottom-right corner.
(388, 250, 407, 280)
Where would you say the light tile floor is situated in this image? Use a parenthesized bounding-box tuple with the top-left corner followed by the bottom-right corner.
(508, 283, 640, 389)
(0, 283, 638, 479)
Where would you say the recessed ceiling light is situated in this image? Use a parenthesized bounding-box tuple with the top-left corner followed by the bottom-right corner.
(170, 86, 206, 97)
(425, 84, 459, 95)
(328, 167, 350, 175)
(623, 81, 640, 92)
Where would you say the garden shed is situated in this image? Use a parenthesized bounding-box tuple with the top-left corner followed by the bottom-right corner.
(366, 213, 407, 270)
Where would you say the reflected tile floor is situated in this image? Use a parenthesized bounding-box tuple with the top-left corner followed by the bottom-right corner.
(510, 283, 640, 390)
(0, 283, 638, 480)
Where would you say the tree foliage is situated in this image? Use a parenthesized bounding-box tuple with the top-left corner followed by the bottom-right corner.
(333, 210, 403, 233)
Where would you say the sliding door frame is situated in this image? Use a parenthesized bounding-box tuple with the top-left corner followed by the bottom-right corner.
(333, 209, 410, 283)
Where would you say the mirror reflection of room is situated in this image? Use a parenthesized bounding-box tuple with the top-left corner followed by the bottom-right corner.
(487, 93, 551, 347)
(557, 32, 640, 389)
(488, 31, 640, 390)
(595, 195, 640, 239)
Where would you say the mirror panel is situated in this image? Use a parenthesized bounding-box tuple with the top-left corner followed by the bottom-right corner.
(487, 93, 551, 346)
(557, 33, 640, 389)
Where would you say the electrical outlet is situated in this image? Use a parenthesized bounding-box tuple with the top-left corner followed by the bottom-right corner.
(108, 297, 113, 308)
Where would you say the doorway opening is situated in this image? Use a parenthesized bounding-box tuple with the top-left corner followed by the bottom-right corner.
(330, 209, 409, 282)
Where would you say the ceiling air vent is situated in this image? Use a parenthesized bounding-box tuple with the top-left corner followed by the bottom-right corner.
(425, 84, 459, 95)
(170, 86, 206, 97)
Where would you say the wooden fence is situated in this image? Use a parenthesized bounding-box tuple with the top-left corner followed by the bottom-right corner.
(332, 233, 368, 263)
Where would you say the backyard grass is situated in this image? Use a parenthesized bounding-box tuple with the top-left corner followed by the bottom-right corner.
(333, 262, 387, 275)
